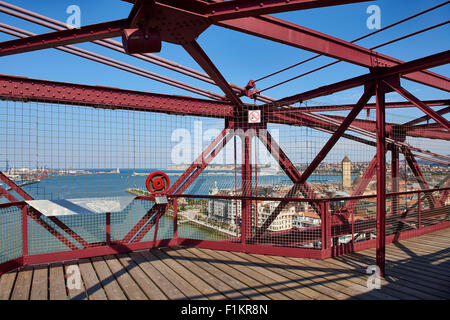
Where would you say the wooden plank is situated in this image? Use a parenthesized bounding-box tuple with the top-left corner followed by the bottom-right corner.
(0, 271, 17, 300)
(221, 250, 321, 300)
(186, 248, 273, 300)
(360, 246, 450, 279)
(334, 254, 444, 299)
(183, 248, 268, 300)
(103, 255, 147, 300)
(116, 253, 167, 300)
(10, 266, 33, 300)
(65, 262, 87, 300)
(49, 263, 67, 300)
(302, 256, 399, 300)
(128, 251, 186, 300)
(357, 248, 450, 286)
(364, 247, 450, 278)
(324, 254, 423, 300)
(243, 252, 336, 300)
(278, 255, 399, 300)
(139, 250, 207, 300)
(234, 251, 356, 300)
(91, 256, 127, 300)
(200, 248, 293, 300)
(252, 251, 379, 300)
(30, 265, 48, 300)
(162, 247, 247, 300)
(151, 249, 226, 300)
(78, 258, 108, 300)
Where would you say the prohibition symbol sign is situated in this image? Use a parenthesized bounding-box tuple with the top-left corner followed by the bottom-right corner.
(145, 171, 170, 196)
(248, 110, 261, 123)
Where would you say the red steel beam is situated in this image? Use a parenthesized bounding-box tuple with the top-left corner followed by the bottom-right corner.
(392, 146, 400, 216)
(403, 148, 439, 209)
(123, 127, 234, 243)
(0, 74, 234, 118)
(131, 131, 235, 243)
(0, 19, 129, 57)
(0, 170, 90, 248)
(253, 87, 373, 240)
(375, 81, 386, 277)
(241, 132, 253, 243)
(343, 155, 377, 214)
(263, 50, 450, 109)
(182, 41, 242, 105)
(403, 106, 450, 127)
(202, 0, 372, 21)
(217, 16, 449, 91)
(218, 16, 450, 92)
(272, 100, 450, 113)
(297, 86, 374, 181)
(0, 173, 83, 250)
(312, 114, 450, 141)
(383, 81, 450, 131)
(256, 129, 321, 210)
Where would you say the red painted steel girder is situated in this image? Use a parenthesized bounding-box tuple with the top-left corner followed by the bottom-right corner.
(263, 50, 450, 109)
(384, 81, 450, 131)
(403, 148, 440, 209)
(2, 72, 446, 144)
(0, 19, 129, 57)
(344, 155, 378, 214)
(123, 127, 234, 243)
(0, 74, 234, 118)
(323, 115, 450, 140)
(1, 1, 448, 94)
(403, 106, 450, 126)
(253, 88, 373, 240)
(183, 40, 243, 105)
(0, 171, 90, 249)
(258, 205, 448, 247)
(271, 110, 450, 141)
(271, 100, 450, 113)
(194, 0, 373, 21)
(124, 0, 372, 21)
(218, 16, 450, 92)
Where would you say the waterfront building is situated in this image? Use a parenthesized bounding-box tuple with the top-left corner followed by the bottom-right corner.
(342, 156, 351, 190)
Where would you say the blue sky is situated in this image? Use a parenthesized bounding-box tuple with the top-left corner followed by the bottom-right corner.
(0, 0, 449, 168)
(0, 0, 448, 103)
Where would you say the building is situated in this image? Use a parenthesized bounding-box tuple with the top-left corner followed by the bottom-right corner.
(342, 156, 351, 190)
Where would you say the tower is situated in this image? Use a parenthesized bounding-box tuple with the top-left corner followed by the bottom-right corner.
(342, 156, 351, 190)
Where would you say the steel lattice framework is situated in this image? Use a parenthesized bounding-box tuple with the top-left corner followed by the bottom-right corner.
(0, 0, 449, 278)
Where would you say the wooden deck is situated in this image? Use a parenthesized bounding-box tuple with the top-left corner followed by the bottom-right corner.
(1, 228, 449, 300)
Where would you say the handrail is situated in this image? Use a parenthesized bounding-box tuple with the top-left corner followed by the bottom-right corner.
(137, 186, 449, 203)
(1, 187, 447, 211)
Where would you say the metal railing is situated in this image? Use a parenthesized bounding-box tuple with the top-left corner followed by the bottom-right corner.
(0, 187, 449, 275)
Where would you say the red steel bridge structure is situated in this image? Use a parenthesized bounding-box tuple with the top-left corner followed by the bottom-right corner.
(0, 0, 449, 279)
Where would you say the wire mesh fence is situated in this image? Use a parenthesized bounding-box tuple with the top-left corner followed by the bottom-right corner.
(0, 205, 22, 264)
(0, 93, 449, 271)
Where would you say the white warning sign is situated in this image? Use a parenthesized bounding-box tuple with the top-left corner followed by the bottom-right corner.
(248, 110, 261, 123)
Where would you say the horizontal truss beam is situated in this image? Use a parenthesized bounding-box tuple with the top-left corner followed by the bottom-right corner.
(263, 50, 450, 109)
(218, 16, 450, 92)
(0, 19, 129, 57)
(0, 74, 234, 118)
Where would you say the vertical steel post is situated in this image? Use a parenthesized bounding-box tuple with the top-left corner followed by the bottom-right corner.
(106, 212, 111, 245)
(321, 201, 331, 253)
(376, 81, 386, 277)
(391, 146, 399, 216)
(418, 193, 422, 229)
(241, 132, 252, 244)
(22, 205, 28, 257)
(173, 198, 178, 244)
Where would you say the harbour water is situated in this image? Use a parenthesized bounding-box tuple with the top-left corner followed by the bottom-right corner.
(0, 169, 356, 258)
(14, 169, 354, 200)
